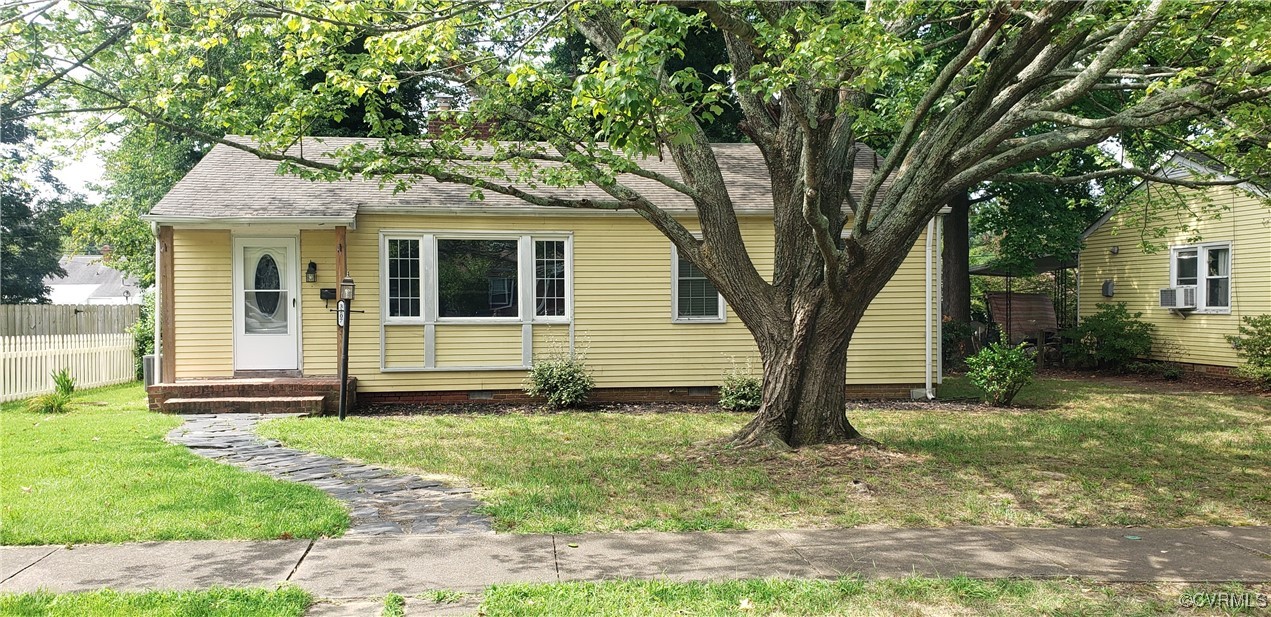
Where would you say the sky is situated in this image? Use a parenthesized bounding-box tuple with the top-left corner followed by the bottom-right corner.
(52, 149, 105, 201)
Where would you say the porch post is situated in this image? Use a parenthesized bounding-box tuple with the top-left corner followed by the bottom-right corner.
(158, 225, 176, 383)
(335, 225, 347, 372)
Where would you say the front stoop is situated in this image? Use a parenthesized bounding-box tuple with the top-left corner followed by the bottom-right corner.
(148, 377, 356, 415)
(163, 396, 325, 415)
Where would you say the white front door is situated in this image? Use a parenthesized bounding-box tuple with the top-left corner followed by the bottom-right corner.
(233, 237, 300, 370)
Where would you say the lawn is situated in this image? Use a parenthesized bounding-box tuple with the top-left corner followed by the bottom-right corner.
(475, 578, 1271, 616)
(0, 587, 311, 617)
(0, 383, 348, 545)
(258, 376, 1270, 533)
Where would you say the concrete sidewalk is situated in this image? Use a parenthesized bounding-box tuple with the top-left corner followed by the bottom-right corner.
(2, 527, 1268, 597)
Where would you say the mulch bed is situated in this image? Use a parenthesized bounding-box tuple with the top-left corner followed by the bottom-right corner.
(1039, 367, 1267, 396)
(355, 400, 729, 417)
(351, 370, 1265, 417)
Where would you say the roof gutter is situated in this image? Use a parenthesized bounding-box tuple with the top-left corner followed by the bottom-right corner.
(139, 214, 356, 229)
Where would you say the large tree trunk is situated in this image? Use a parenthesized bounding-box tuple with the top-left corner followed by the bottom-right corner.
(942, 191, 971, 324)
(731, 297, 864, 448)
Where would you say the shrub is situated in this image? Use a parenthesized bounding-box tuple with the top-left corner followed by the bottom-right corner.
(1227, 314, 1271, 386)
(1062, 303, 1155, 371)
(51, 368, 75, 396)
(524, 352, 594, 408)
(965, 340, 1036, 406)
(719, 360, 762, 411)
(25, 391, 72, 414)
(129, 291, 156, 380)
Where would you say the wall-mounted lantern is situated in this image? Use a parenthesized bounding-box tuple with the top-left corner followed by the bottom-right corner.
(1109, 246, 1120, 255)
(306, 261, 318, 283)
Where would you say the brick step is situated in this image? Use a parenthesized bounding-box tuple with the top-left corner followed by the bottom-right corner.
(149, 379, 344, 399)
(148, 377, 355, 415)
(161, 396, 325, 415)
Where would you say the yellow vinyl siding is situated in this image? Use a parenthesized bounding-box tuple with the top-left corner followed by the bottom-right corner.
(168, 214, 937, 390)
(335, 213, 934, 393)
(172, 229, 233, 378)
(383, 325, 426, 368)
(434, 324, 522, 367)
(1079, 184, 1271, 367)
(299, 230, 338, 375)
(851, 225, 934, 384)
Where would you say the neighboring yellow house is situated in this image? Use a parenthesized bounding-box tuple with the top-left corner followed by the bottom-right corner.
(144, 137, 944, 413)
(1078, 154, 1271, 370)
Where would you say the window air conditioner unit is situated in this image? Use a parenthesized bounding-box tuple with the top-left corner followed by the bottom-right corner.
(1159, 286, 1196, 309)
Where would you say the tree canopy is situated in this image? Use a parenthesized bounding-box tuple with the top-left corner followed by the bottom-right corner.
(1, 100, 73, 304)
(6, 0, 1269, 445)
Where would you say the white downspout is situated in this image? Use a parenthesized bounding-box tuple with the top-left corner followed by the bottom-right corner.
(151, 221, 161, 383)
(935, 213, 944, 386)
(924, 218, 935, 400)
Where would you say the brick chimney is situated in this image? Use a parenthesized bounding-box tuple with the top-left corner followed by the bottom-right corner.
(425, 96, 497, 139)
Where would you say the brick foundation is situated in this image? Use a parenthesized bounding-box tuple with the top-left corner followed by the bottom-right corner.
(1175, 362, 1236, 376)
(360, 383, 921, 406)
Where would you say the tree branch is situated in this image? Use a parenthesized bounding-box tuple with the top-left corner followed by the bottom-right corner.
(993, 166, 1249, 189)
(3, 22, 131, 106)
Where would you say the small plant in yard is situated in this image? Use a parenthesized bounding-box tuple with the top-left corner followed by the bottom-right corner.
(52, 368, 75, 395)
(24, 391, 72, 414)
(965, 339, 1036, 406)
(1227, 314, 1271, 387)
(27, 368, 77, 413)
(719, 358, 762, 411)
(524, 341, 593, 408)
(1062, 302, 1155, 371)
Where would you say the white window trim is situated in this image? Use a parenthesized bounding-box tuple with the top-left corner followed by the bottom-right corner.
(380, 231, 573, 325)
(381, 235, 427, 324)
(531, 237, 573, 325)
(1169, 241, 1231, 314)
(670, 243, 726, 324)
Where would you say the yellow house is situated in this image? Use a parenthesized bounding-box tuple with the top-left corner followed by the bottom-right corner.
(1078, 154, 1271, 370)
(144, 137, 944, 413)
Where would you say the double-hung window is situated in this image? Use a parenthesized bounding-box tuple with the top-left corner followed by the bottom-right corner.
(1171, 243, 1230, 313)
(381, 233, 571, 323)
(671, 244, 725, 322)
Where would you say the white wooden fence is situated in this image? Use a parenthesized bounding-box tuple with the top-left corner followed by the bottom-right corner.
(1, 334, 137, 402)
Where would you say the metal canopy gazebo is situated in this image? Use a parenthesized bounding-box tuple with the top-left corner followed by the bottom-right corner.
(969, 254, 1078, 345)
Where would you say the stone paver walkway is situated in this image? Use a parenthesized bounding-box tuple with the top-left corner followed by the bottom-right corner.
(166, 414, 492, 536)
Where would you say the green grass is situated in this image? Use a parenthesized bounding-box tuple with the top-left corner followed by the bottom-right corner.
(381, 593, 405, 617)
(258, 376, 1270, 533)
(1, 383, 349, 545)
(478, 578, 1270, 616)
(0, 587, 311, 617)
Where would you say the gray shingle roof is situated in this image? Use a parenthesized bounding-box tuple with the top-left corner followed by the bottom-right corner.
(147, 136, 884, 221)
(43, 255, 144, 300)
